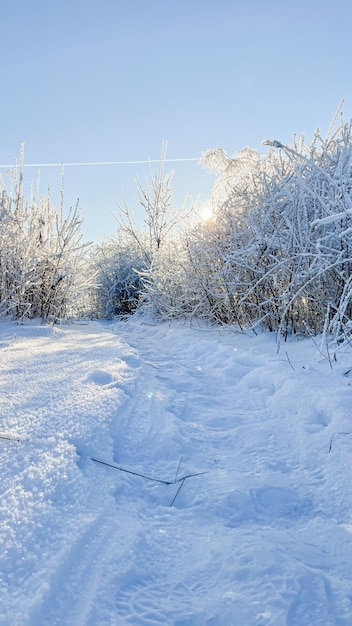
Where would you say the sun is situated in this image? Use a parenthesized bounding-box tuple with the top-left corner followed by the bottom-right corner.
(200, 205, 213, 221)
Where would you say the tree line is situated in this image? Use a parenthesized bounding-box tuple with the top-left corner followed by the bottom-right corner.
(3, 108, 352, 344)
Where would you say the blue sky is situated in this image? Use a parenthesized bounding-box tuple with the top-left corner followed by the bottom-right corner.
(1, 0, 352, 241)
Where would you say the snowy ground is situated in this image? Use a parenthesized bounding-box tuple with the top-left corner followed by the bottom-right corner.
(1, 316, 352, 625)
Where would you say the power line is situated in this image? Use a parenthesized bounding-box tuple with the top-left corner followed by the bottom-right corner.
(0, 157, 200, 169)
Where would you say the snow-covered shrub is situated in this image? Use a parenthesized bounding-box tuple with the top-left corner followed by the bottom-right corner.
(140, 106, 352, 340)
(259, 111, 352, 337)
(93, 236, 145, 318)
(161, 106, 349, 338)
(138, 237, 199, 320)
(0, 147, 93, 321)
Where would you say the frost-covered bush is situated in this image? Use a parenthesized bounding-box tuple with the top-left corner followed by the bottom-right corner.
(140, 106, 352, 340)
(138, 238, 199, 320)
(0, 148, 93, 321)
(199, 107, 352, 337)
(93, 236, 145, 318)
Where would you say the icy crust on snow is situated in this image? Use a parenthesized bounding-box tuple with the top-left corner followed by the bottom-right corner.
(0, 318, 352, 624)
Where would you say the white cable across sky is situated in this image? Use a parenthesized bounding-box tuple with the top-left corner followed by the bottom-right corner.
(0, 157, 200, 169)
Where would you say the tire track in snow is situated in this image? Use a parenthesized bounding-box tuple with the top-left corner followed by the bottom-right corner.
(111, 320, 352, 625)
(28, 505, 140, 626)
(2, 320, 352, 624)
(0, 322, 142, 625)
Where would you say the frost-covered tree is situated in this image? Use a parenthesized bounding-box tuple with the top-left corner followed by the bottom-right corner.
(95, 142, 188, 319)
(118, 141, 180, 263)
(0, 147, 93, 321)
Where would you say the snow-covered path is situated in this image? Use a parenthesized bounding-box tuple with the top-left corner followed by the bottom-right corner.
(1, 318, 352, 625)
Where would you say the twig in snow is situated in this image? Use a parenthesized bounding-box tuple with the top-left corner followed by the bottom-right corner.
(328, 431, 351, 452)
(0, 434, 20, 442)
(90, 456, 208, 485)
(175, 456, 183, 482)
(170, 478, 186, 507)
(285, 351, 295, 371)
(169, 471, 209, 507)
(90, 456, 208, 508)
(90, 457, 173, 484)
(177, 471, 208, 482)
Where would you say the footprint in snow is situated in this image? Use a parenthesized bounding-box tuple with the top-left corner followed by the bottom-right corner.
(86, 370, 115, 387)
(287, 572, 344, 626)
(250, 486, 312, 520)
(120, 353, 140, 368)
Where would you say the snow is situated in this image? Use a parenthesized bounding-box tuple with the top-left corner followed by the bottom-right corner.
(1, 317, 352, 625)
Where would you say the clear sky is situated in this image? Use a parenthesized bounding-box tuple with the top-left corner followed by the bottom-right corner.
(1, 0, 352, 241)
